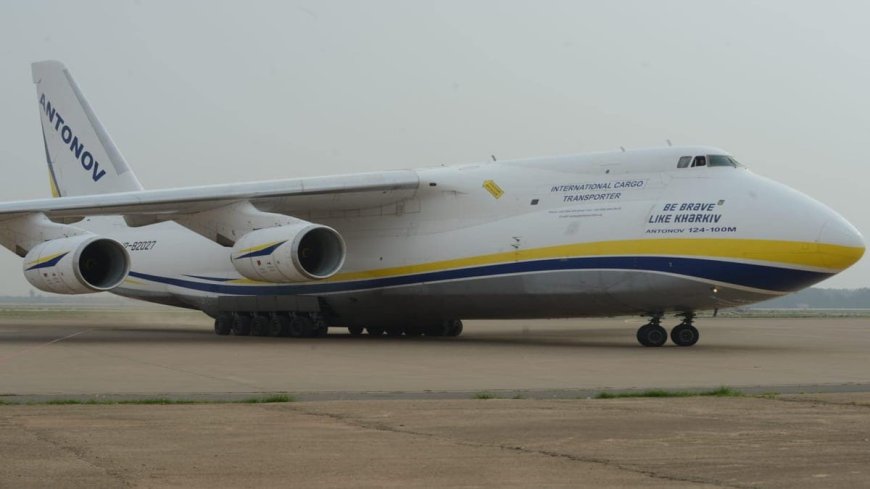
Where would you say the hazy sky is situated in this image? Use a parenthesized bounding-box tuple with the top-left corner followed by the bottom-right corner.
(1, 0, 868, 294)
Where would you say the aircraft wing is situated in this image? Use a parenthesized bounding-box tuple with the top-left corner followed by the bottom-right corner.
(0, 170, 420, 223)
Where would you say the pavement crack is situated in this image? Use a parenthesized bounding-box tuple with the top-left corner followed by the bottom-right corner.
(772, 397, 870, 409)
(283, 405, 754, 489)
(8, 416, 134, 488)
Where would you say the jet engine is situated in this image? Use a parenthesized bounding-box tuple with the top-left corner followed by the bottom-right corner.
(23, 235, 131, 294)
(231, 222, 346, 283)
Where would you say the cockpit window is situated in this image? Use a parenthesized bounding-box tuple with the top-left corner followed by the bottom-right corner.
(707, 155, 741, 167)
(677, 156, 691, 168)
(691, 156, 706, 167)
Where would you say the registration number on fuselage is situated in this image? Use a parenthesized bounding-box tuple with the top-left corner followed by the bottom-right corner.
(123, 240, 157, 251)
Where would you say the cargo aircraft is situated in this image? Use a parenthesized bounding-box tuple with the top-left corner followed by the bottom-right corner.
(0, 61, 864, 346)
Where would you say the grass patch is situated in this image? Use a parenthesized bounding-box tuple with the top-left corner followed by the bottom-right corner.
(1, 393, 295, 406)
(594, 386, 743, 399)
(240, 393, 294, 404)
(473, 391, 498, 400)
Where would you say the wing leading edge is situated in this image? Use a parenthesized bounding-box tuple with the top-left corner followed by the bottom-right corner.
(0, 170, 420, 223)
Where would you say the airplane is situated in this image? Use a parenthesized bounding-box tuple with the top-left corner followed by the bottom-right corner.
(0, 60, 864, 347)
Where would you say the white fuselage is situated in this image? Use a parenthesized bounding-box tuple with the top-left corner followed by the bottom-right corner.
(79, 147, 863, 326)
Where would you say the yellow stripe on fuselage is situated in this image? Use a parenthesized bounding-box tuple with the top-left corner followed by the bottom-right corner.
(328, 238, 864, 282)
(214, 238, 862, 287)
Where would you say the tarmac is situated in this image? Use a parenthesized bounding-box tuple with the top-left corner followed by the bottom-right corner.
(1, 310, 869, 487)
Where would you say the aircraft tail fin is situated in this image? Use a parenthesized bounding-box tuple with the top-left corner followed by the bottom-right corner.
(31, 61, 143, 198)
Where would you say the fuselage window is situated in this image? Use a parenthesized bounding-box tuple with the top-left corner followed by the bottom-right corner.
(691, 156, 706, 167)
(677, 156, 691, 168)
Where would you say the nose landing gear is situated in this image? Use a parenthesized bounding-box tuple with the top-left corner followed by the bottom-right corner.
(636, 313, 699, 347)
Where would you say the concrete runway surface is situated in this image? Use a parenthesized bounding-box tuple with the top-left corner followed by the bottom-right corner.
(0, 311, 869, 398)
(1, 310, 869, 488)
(2, 394, 869, 488)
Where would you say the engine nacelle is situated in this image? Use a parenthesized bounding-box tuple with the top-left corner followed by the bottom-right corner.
(23, 235, 131, 294)
(231, 222, 346, 283)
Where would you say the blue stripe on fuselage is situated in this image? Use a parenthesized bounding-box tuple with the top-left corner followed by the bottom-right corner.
(129, 256, 831, 296)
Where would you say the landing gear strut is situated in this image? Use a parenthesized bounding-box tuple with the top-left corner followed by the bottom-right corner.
(636, 315, 668, 347)
(670, 313, 699, 347)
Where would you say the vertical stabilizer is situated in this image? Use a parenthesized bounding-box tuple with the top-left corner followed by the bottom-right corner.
(31, 61, 143, 197)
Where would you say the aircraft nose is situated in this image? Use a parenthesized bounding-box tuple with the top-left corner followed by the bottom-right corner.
(817, 213, 865, 271)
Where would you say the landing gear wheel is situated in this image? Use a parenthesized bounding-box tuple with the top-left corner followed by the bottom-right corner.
(251, 315, 270, 336)
(311, 316, 329, 338)
(445, 319, 464, 337)
(214, 313, 233, 336)
(295, 315, 316, 338)
(637, 324, 667, 347)
(366, 327, 384, 336)
(232, 314, 252, 336)
(348, 326, 364, 336)
(287, 315, 306, 338)
(671, 323, 699, 347)
(270, 315, 290, 337)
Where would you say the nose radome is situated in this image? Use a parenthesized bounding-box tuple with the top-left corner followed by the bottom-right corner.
(817, 214, 865, 271)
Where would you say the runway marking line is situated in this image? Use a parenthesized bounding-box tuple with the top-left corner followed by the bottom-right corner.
(0, 330, 89, 366)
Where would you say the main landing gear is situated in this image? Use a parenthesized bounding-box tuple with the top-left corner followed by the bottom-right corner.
(214, 312, 327, 338)
(361, 319, 463, 338)
(213, 313, 464, 339)
(637, 313, 699, 347)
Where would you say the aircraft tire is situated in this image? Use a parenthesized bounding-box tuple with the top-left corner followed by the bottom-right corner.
(214, 313, 233, 336)
(671, 323, 700, 347)
(637, 324, 667, 347)
(251, 315, 270, 336)
(445, 319, 463, 337)
(270, 314, 290, 337)
(312, 318, 329, 338)
(366, 327, 384, 336)
(348, 326, 364, 336)
(232, 314, 252, 336)
(295, 315, 317, 337)
(287, 315, 306, 338)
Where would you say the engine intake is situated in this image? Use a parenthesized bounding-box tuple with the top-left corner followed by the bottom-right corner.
(232, 222, 346, 283)
(23, 236, 131, 294)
